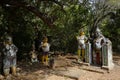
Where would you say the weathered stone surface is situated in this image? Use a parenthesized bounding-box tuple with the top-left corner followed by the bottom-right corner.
(0, 74, 4, 80)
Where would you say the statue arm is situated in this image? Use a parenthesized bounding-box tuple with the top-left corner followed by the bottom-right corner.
(76, 36, 78, 39)
(14, 44, 18, 53)
(84, 36, 88, 43)
(2, 45, 10, 55)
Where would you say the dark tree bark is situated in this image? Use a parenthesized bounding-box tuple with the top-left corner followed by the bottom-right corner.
(0, 0, 64, 27)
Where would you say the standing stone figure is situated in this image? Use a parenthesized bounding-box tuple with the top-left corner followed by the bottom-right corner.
(2, 36, 18, 76)
(93, 28, 105, 65)
(76, 31, 87, 62)
(93, 28, 114, 70)
(41, 37, 50, 65)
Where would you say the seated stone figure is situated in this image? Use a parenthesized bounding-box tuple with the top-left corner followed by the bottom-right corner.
(2, 36, 18, 77)
(29, 43, 38, 63)
(29, 48, 38, 63)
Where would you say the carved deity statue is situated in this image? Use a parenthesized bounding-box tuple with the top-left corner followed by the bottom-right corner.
(93, 28, 114, 70)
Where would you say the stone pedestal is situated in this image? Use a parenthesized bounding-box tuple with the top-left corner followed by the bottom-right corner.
(85, 43, 92, 64)
(102, 43, 114, 70)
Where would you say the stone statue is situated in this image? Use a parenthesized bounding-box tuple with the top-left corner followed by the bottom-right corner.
(76, 30, 87, 62)
(93, 28, 105, 65)
(40, 37, 50, 65)
(2, 36, 18, 77)
(93, 28, 114, 70)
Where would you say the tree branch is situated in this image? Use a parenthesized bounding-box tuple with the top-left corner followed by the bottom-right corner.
(39, 0, 65, 13)
(0, 0, 63, 27)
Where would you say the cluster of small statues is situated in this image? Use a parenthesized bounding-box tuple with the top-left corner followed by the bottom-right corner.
(0, 35, 51, 77)
(0, 27, 114, 78)
(76, 28, 114, 69)
(29, 36, 51, 66)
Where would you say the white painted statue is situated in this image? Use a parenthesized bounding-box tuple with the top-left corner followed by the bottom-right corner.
(93, 28, 114, 70)
(76, 31, 87, 62)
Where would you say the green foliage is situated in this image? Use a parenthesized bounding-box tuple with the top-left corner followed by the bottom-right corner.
(0, 0, 120, 60)
(101, 9, 120, 51)
(48, 4, 90, 53)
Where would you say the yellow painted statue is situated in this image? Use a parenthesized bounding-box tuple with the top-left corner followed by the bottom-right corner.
(76, 31, 87, 62)
(41, 37, 50, 65)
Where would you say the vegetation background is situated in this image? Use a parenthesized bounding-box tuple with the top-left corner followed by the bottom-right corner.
(0, 0, 120, 60)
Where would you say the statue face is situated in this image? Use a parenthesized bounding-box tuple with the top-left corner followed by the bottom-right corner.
(5, 41, 12, 45)
(43, 37, 48, 43)
(5, 36, 12, 45)
(79, 32, 85, 36)
(95, 31, 101, 38)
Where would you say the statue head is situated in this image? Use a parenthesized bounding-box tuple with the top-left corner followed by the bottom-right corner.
(43, 37, 48, 43)
(80, 31, 85, 36)
(5, 36, 12, 45)
(95, 28, 103, 38)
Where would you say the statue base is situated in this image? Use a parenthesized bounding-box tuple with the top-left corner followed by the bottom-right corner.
(102, 63, 114, 70)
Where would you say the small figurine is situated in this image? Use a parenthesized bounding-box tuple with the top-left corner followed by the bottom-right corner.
(2, 36, 18, 77)
(76, 30, 87, 62)
(29, 44, 38, 63)
(41, 37, 50, 65)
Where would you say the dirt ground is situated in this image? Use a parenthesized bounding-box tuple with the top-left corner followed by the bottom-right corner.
(0, 53, 120, 80)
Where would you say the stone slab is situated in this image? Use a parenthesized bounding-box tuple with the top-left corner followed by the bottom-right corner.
(54, 67, 85, 80)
